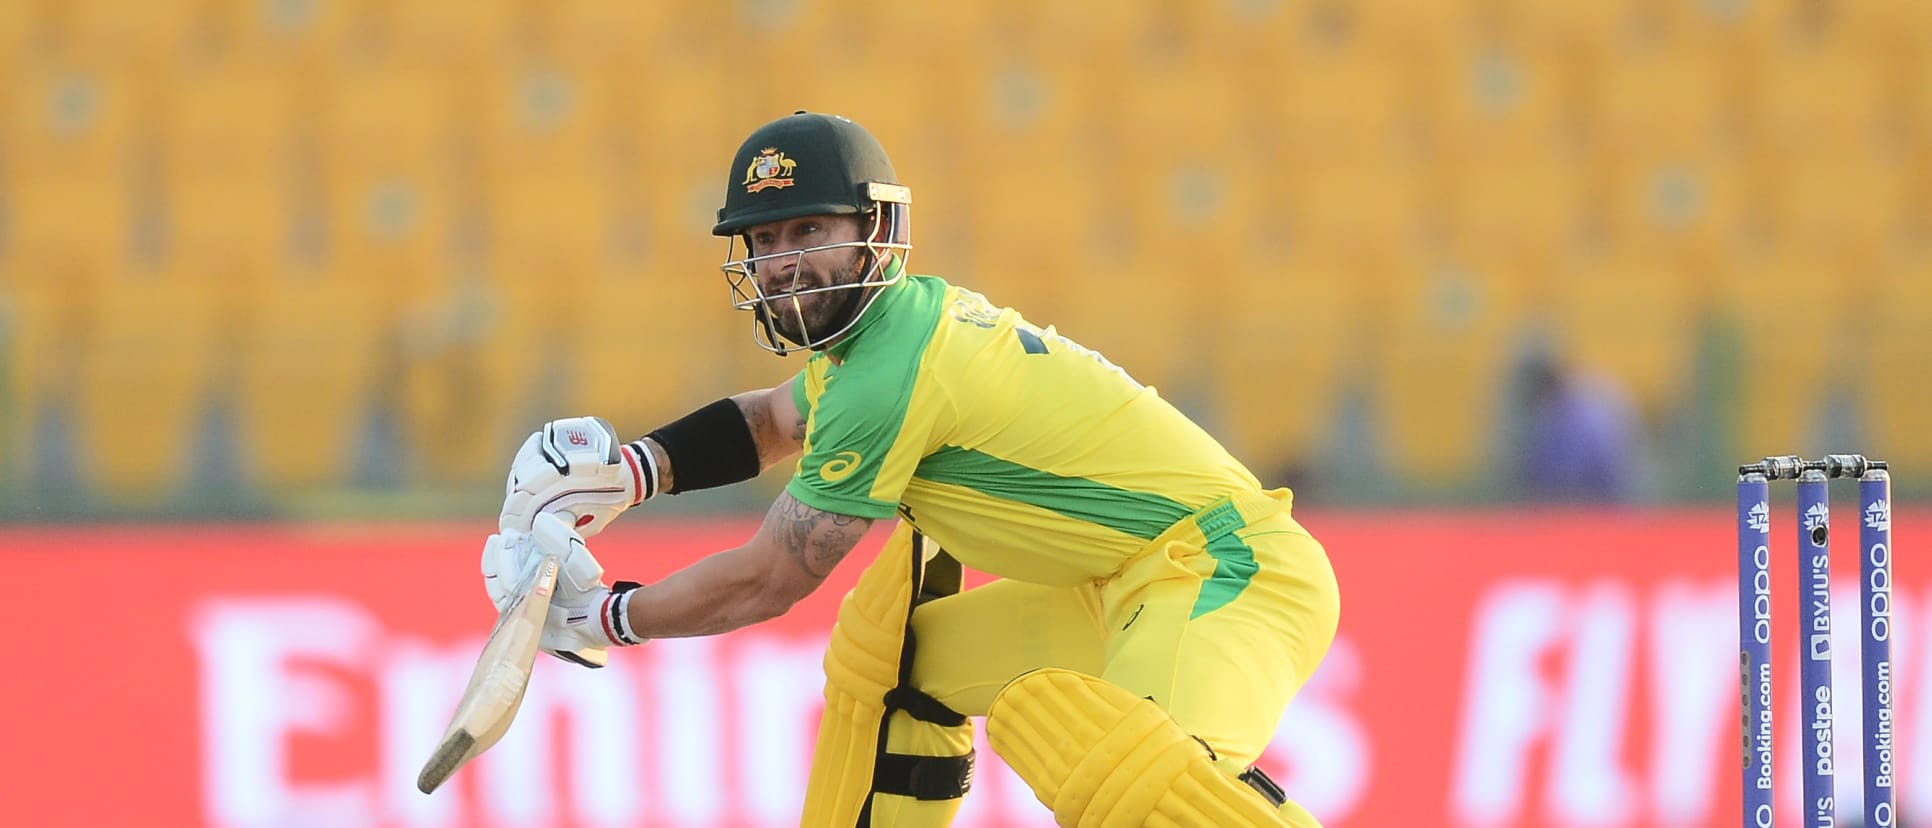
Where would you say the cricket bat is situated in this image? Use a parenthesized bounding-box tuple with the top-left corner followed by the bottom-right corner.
(415, 544, 562, 794)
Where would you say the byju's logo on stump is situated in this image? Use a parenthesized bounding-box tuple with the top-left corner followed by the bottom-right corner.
(744, 148, 797, 192)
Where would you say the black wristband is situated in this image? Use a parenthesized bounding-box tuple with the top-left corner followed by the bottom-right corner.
(646, 398, 762, 494)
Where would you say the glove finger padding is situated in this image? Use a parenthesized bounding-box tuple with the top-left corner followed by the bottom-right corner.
(533, 511, 609, 604)
(526, 512, 641, 669)
(479, 532, 520, 612)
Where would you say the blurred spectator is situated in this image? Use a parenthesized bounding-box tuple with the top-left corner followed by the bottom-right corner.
(1503, 344, 1650, 503)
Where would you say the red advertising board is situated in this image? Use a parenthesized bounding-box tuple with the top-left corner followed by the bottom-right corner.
(0, 510, 1923, 827)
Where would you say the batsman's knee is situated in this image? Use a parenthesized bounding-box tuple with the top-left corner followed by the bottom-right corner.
(985, 668, 1321, 828)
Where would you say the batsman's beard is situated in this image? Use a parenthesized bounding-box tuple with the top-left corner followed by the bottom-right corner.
(763, 257, 866, 347)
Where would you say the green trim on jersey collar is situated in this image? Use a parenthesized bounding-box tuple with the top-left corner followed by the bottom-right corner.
(824, 254, 908, 361)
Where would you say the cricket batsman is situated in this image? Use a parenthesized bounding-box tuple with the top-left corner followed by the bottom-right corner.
(479, 111, 1341, 826)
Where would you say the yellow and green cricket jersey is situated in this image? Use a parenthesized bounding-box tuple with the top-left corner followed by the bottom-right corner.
(788, 270, 1275, 586)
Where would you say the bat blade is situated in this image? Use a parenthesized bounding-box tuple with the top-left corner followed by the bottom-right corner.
(416, 550, 561, 794)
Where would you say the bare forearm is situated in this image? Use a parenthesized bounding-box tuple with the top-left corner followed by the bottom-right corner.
(622, 547, 790, 638)
(621, 492, 869, 641)
(731, 388, 805, 471)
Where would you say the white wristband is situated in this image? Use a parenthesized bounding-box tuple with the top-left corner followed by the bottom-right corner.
(603, 588, 643, 646)
(626, 441, 661, 504)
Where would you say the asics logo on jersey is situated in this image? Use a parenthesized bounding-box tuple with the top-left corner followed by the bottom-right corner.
(819, 451, 863, 482)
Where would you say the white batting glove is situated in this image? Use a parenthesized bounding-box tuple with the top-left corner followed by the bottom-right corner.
(479, 530, 607, 612)
(530, 512, 645, 667)
(539, 580, 645, 668)
(500, 417, 660, 538)
(479, 513, 642, 668)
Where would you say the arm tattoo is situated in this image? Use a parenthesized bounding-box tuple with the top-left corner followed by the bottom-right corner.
(734, 393, 783, 470)
(739, 395, 768, 436)
(769, 492, 871, 580)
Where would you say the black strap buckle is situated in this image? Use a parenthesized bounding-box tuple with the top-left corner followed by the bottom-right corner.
(1239, 766, 1287, 808)
(872, 750, 975, 801)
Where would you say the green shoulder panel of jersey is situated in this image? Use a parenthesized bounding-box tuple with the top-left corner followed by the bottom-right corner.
(785, 275, 949, 519)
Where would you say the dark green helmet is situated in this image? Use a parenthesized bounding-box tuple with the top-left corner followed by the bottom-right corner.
(715, 112, 914, 355)
(713, 111, 911, 236)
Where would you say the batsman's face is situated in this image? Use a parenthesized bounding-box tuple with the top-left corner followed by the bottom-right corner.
(745, 215, 867, 344)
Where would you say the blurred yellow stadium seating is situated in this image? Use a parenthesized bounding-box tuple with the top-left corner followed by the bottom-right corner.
(629, 53, 744, 245)
(164, 172, 284, 278)
(160, 62, 294, 273)
(1483, 0, 1632, 47)
(962, 159, 1100, 324)
(318, 61, 457, 302)
(1315, 0, 1472, 50)
(1596, 0, 1727, 46)
(6, 59, 148, 213)
(5, 166, 128, 281)
(534, 1, 669, 59)
(1546, 255, 1699, 418)
(0, 266, 91, 477)
(1713, 248, 1860, 458)
(485, 164, 607, 288)
(4, 59, 134, 283)
(1914, 51, 1932, 149)
(1114, 50, 1240, 139)
(560, 263, 736, 437)
(369, 0, 524, 64)
(1599, 153, 1747, 261)
(161, 58, 294, 171)
(0, 1, 49, 58)
(1373, 251, 1533, 484)
(1208, 245, 1369, 473)
(1766, 158, 1907, 260)
(1047, 243, 1203, 395)
(1442, 154, 1585, 264)
(6, 0, 1931, 506)
(979, 0, 1156, 48)
(1284, 158, 1432, 258)
(234, 272, 384, 487)
(841, 0, 983, 45)
(477, 59, 610, 170)
(1423, 40, 1580, 160)
(74, 266, 228, 500)
(1591, 43, 1730, 157)
(1270, 37, 1422, 162)
(390, 273, 535, 486)
(61, 0, 205, 63)
(207, 0, 365, 67)
(1780, 0, 1932, 50)
(1745, 42, 1887, 159)
(1867, 258, 1932, 468)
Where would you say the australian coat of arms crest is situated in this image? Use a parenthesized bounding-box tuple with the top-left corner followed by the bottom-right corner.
(744, 148, 797, 192)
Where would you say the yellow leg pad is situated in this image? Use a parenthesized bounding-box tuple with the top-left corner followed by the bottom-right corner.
(987, 668, 1295, 828)
(802, 523, 918, 826)
(802, 522, 973, 827)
